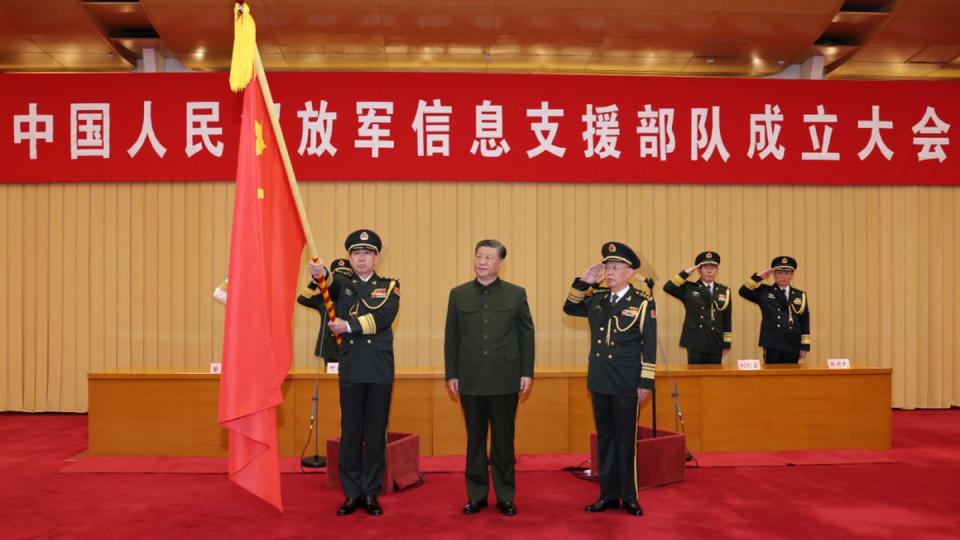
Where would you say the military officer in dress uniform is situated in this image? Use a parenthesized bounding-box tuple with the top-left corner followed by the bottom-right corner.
(303, 230, 400, 516)
(445, 239, 535, 517)
(738, 256, 810, 364)
(298, 258, 353, 365)
(663, 251, 732, 364)
(563, 242, 657, 517)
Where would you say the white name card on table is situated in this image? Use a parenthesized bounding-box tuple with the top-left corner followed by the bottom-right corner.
(326, 362, 339, 374)
(827, 358, 851, 369)
(737, 359, 762, 370)
(209, 362, 222, 374)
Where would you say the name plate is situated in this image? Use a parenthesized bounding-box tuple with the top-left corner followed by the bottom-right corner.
(325, 362, 340, 374)
(827, 358, 851, 369)
(737, 359, 762, 370)
(209, 362, 222, 374)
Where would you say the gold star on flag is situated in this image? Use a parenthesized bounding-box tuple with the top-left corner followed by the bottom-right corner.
(255, 120, 266, 155)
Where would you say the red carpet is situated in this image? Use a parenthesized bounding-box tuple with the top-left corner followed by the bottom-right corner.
(58, 453, 592, 475)
(688, 449, 896, 467)
(2, 410, 959, 539)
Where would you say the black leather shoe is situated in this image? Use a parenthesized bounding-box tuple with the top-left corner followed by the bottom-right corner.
(623, 502, 644, 516)
(337, 497, 359, 516)
(364, 496, 383, 516)
(584, 499, 621, 512)
(463, 499, 488, 514)
(496, 501, 517, 516)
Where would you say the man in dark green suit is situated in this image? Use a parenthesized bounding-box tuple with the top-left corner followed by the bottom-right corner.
(663, 251, 732, 364)
(445, 239, 535, 517)
(304, 230, 400, 517)
(563, 241, 656, 517)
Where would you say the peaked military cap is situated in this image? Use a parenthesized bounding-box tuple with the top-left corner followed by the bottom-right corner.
(345, 229, 381, 253)
(330, 258, 353, 276)
(601, 241, 641, 269)
(695, 251, 720, 267)
(771, 255, 798, 271)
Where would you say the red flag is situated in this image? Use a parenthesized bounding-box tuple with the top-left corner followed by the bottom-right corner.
(218, 75, 305, 511)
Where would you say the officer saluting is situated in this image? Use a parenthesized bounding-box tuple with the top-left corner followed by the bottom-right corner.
(298, 258, 353, 365)
(738, 256, 810, 364)
(563, 242, 656, 517)
(304, 230, 400, 516)
(663, 251, 732, 364)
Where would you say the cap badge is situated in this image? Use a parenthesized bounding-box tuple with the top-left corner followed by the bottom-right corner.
(360, 231, 369, 241)
(706, 252, 713, 259)
(781, 257, 788, 264)
(608, 243, 616, 253)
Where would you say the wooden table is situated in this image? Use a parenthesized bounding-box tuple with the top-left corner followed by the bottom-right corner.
(88, 364, 891, 456)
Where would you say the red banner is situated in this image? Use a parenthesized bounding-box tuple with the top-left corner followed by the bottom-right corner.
(2, 72, 956, 184)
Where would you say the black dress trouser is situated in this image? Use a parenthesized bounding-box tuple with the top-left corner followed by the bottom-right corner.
(687, 349, 722, 364)
(591, 391, 640, 503)
(338, 379, 393, 498)
(764, 348, 800, 364)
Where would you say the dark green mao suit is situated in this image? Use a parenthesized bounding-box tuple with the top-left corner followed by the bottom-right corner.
(663, 271, 732, 364)
(444, 278, 535, 504)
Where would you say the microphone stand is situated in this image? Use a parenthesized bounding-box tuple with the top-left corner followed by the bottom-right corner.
(301, 310, 328, 468)
(642, 276, 693, 462)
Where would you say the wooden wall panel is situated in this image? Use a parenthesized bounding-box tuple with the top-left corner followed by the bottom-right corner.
(1, 182, 958, 412)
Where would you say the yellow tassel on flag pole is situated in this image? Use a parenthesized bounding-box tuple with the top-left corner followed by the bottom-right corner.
(229, 3, 256, 92)
(227, 1, 336, 347)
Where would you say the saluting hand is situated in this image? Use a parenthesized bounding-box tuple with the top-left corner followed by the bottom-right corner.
(581, 262, 604, 284)
(758, 268, 774, 279)
(686, 265, 698, 274)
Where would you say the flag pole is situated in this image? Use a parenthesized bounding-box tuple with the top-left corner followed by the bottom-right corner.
(250, 45, 341, 350)
(252, 47, 319, 261)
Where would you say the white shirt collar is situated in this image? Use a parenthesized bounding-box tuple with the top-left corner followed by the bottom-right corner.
(611, 285, 630, 300)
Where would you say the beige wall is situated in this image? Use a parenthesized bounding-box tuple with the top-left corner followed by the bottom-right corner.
(1, 182, 957, 412)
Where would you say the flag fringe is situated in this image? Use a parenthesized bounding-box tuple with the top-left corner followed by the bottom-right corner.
(229, 2, 256, 92)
